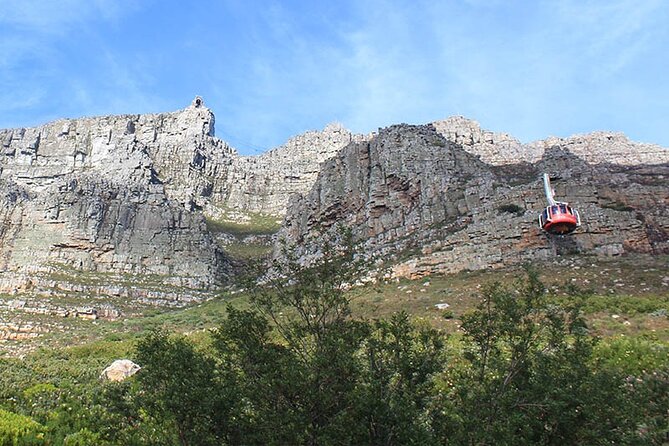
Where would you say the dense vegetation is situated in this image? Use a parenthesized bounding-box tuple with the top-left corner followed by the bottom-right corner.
(0, 239, 667, 445)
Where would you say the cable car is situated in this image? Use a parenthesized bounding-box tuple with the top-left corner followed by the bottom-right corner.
(538, 173, 581, 235)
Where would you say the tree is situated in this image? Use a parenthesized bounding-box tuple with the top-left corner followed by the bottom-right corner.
(214, 229, 373, 445)
(353, 312, 444, 445)
(134, 329, 240, 446)
(440, 266, 647, 445)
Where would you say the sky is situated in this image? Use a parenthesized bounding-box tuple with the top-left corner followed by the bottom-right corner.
(0, 0, 667, 155)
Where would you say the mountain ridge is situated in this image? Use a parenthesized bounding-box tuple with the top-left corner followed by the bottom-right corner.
(0, 97, 667, 293)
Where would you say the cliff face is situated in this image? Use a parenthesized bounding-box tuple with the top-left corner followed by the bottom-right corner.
(0, 100, 225, 291)
(223, 123, 365, 215)
(282, 122, 669, 278)
(0, 98, 359, 296)
(432, 116, 669, 166)
(1, 98, 667, 297)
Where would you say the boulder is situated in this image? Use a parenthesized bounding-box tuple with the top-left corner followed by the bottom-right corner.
(100, 359, 141, 382)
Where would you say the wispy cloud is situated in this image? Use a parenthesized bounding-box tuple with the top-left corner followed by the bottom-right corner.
(551, 0, 667, 77)
(1, 0, 667, 149)
(0, 0, 152, 127)
(0, 0, 138, 31)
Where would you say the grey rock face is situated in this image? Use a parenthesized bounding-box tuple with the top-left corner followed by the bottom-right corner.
(2, 96, 667, 295)
(0, 99, 359, 296)
(282, 124, 492, 247)
(432, 116, 669, 166)
(282, 122, 669, 279)
(0, 100, 228, 290)
(223, 123, 365, 215)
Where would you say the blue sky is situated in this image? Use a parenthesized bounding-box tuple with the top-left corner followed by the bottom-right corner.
(1, 0, 667, 155)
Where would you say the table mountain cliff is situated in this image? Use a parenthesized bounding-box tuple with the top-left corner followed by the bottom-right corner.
(0, 97, 358, 302)
(1, 97, 667, 301)
(281, 119, 668, 278)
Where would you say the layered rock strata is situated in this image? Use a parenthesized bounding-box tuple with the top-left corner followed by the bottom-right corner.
(432, 116, 669, 166)
(0, 98, 360, 295)
(223, 123, 364, 215)
(1, 98, 667, 293)
(0, 100, 225, 290)
(282, 123, 669, 279)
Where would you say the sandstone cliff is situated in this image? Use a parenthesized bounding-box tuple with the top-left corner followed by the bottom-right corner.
(223, 123, 365, 216)
(432, 116, 669, 166)
(0, 100, 223, 293)
(281, 121, 669, 279)
(1, 98, 667, 298)
(0, 98, 359, 298)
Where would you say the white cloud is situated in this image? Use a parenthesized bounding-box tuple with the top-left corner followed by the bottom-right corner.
(551, 0, 667, 75)
(0, 0, 152, 126)
(0, 0, 140, 32)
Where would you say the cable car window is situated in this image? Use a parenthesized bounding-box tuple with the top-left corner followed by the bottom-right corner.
(559, 204, 567, 214)
(551, 205, 559, 215)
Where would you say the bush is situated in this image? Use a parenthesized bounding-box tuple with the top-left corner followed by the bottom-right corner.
(581, 294, 669, 315)
(0, 409, 45, 445)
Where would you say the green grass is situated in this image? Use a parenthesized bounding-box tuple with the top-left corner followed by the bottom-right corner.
(223, 242, 274, 260)
(118, 293, 250, 333)
(204, 207, 279, 262)
(205, 211, 282, 237)
(578, 294, 669, 315)
(3, 254, 668, 360)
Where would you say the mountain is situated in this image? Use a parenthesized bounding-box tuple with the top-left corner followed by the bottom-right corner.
(282, 119, 668, 278)
(0, 98, 359, 302)
(0, 97, 667, 302)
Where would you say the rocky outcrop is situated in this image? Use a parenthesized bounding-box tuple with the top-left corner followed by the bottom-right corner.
(0, 98, 226, 290)
(100, 359, 141, 382)
(223, 123, 365, 215)
(2, 97, 667, 294)
(432, 116, 669, 166)
(282, 124, 492, 247)
(282, 122, 669, 279)
(431, 117, 532, 165)
(0, 98, 360, 296)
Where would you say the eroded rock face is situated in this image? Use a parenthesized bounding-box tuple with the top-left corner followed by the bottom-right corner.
(432, 117, 669, 166)
(2, 98, 667, 294)
(0, 101, 227, 290)
(223, 123, 366, 215)
(0, 99, 361, 295)
(282, 123, 669, 279)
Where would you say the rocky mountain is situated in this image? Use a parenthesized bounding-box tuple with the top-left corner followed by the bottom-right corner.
(281, 119, 669, 279)
(0, 97, 359, 301)
(1, 97, 667, 301)
(224, 122, 365, 216)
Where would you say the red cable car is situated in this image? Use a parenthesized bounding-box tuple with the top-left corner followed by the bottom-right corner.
(538, 173, 581, 235)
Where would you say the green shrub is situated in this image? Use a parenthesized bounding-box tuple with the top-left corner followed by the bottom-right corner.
(581, 294, 669, 315)
(63, 428, 103, 446)
(0, 409, 45, 445)
(441, 309, 455, 319)
(594, 337, 669, 374)
(602, 201, 634, 212)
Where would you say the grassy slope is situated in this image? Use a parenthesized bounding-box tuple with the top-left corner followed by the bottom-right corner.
(205, 208, 280, 262)
(2, 254, 666, 390)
